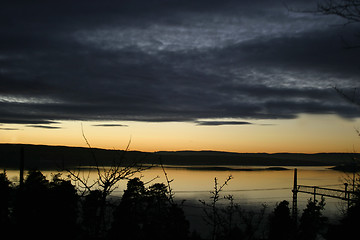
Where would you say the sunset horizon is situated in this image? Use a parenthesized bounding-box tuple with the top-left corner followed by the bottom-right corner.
(1, 1, 360, 155)
(1, 1, 360, 238)
(2, 113, 360, 154)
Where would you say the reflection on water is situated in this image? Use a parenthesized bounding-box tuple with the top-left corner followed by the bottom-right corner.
(4, 166, 348, 217)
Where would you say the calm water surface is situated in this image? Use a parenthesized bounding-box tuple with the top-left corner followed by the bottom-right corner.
(5, 166, 350, 218)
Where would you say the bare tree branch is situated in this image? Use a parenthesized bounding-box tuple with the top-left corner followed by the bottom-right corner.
(286, 0, 360, 48)
(159, 156, 175, 204)
(63, 127, 151, 237)
(334, 86, 360, 107)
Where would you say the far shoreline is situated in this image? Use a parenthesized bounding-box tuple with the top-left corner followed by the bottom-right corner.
(1, 143, 359, 170)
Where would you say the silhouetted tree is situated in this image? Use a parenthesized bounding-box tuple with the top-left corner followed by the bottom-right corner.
(199, 176, 233, 240)
(109, 178, 189, 240)
(82, 189, 103, 238)
(238, 204, 268, 240)
(144, 183, 189, 240)
(268, 200, 295, 240)
(13, 170, 50, 237)
(13, 170, 79, 239)
(219, 195, 238, 239)
(325, 198, 360, 239)
(298, 198, 327, 240)
(48, 173, 79, 238)
(108, 178, 146, 239)
(200, 176, 268, 240)
(0, 171, 12, 236)
(66, 133, 150, 237)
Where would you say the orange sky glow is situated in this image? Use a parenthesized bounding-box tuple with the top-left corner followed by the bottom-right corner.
(1, 114, 360, 153)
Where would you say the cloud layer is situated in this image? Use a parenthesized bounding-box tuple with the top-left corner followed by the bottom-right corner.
(1, 0, 359, 125)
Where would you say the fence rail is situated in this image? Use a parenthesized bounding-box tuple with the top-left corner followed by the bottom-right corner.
(292, 168, 358, 220)
(297, 185, 357, 202)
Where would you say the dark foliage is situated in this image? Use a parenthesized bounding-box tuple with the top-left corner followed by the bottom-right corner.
(268, 200, 295, 240)
(13, 170, 79, 239)
(0, 172, 12, 237)
(1, 169, 359, 240)
(200, 177, 268, 240)
(325, 202, 360, 239)
(298, 198, 327, 240)
(82, 190, 104, 237)
(108, 178, 190, 240)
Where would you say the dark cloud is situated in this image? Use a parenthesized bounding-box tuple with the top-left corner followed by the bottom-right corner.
(1, 0, 359, 125)
(93, 124, 128, 127)
(0, 127, 20, 131)
(196, 121, 252, 126)
(26, 125, 61, 129)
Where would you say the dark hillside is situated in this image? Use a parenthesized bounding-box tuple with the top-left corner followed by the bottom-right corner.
(0, 144, 358, 169)
(156, 151, 357, 166)
(0, 144, 150, 169)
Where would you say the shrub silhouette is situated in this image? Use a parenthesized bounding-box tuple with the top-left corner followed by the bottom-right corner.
(0, 171, 12, 237)
(298, 198, 327, 240)
(49, 173, 79, 237)
(108, 178, 189, 240)
(326, 203, 360, 240)
(268, 200, 295, 240)
(3, 169, 359, 240)
(13, 170, 79, 238)
(200, 176, 267, 240)
(82, 189, 104, 237)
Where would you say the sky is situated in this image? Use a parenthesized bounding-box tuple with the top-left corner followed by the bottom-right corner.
(1, 0, 360, 153)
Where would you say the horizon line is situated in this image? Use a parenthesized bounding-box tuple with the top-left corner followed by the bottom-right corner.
(0, 142, 358, 155)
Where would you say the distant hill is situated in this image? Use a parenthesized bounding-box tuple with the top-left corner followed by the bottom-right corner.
(0, 143, 150, 170)
(155, 151, 359, 166)
(0, 143, 359, 170)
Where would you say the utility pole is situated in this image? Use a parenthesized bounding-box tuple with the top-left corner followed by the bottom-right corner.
(292, 168, 298, 223)
(295, 174, 356, 208)
(344, 183, 350, 209)
(19, 146, 24, 189)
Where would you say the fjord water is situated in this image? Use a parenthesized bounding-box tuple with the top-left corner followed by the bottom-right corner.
(5, 166, 349, 217)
